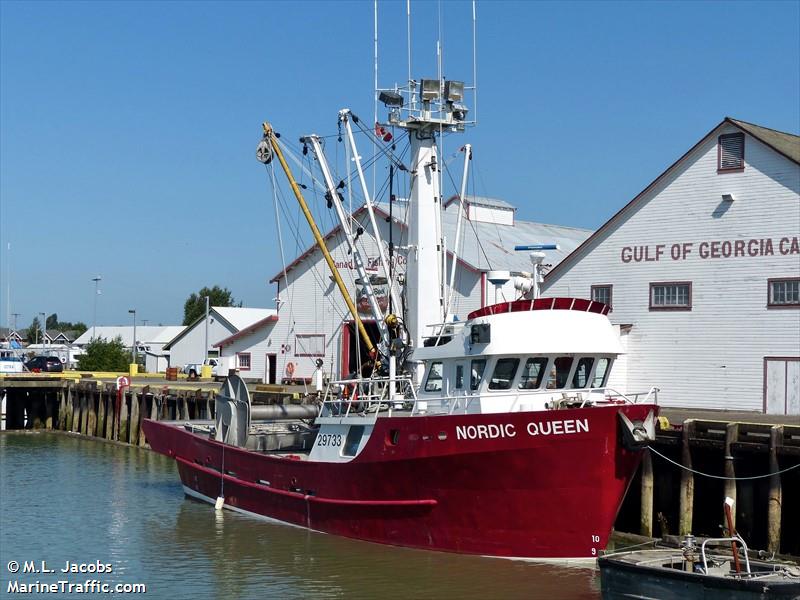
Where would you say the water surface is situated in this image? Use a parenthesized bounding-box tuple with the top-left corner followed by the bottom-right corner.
(1, 432, 601, 599)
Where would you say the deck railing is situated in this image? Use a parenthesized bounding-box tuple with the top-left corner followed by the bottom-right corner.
(320, 378, 658, 419)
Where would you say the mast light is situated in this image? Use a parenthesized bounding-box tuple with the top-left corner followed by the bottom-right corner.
(445, 80, 464, 103)
(379, 90, 404, 107)
(420, 79, 440, 101)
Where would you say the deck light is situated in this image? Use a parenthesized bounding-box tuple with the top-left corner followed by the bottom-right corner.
(722, 194, 735, 202)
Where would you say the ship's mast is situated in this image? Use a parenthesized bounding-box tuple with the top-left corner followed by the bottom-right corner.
(381, 79, 469, 353)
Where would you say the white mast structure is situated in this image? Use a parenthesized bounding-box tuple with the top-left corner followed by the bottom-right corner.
(383, 79, 470, 354)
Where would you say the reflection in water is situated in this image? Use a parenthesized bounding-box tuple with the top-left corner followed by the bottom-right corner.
(1, 433, 601, 599)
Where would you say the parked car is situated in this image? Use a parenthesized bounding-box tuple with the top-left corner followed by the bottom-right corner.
(25, 355, 64, 373)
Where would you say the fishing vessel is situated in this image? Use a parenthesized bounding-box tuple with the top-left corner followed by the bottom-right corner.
(143, 52, 659, 558)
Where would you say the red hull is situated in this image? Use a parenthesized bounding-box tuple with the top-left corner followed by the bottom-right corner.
(142, 404, 655, 559)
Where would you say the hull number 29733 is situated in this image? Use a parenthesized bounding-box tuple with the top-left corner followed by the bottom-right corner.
(317, 433, 342, 447)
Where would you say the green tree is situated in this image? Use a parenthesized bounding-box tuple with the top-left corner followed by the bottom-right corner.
(183, 286, 239, 325)
(77, 336, 131, 371)
(46, 313, 58, 329)
(27, 317, 42, 343)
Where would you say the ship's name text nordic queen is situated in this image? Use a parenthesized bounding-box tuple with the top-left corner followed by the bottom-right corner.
(455, 418, 589, 441)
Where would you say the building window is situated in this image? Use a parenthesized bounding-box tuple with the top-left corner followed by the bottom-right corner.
(237, 352, 251, 371)
(591, 285, 613, 308)
(718, 133, 744, 172)
(650, 282, 692, 310)
(295, 334, 325, 357)
(768, 278, 800, 307)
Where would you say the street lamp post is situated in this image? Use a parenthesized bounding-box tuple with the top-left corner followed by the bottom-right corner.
(128, 309, 137, 366)
(204, 296, 209, 363)
(91, 276, 102, 338)
(39, 312, 46, 350)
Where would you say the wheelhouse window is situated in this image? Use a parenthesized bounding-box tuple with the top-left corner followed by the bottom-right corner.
(650, 282, 692, 310)
(592, 358, 611, 387)
(718, 133, 744, 172)
(571, 357, 595, 388)
(455, 364, 464, 389)
(518, 357, 548, 389)
(342, 425, 365, 457)
(591, 285, 612, 308)
(768, 278, 800, 307)
(236, 352, 251, 371)
(470, 359, 487, 390)
(545, 357, 574, 389)
(424, 362, 443, 392)
(488, 358, 520, 390)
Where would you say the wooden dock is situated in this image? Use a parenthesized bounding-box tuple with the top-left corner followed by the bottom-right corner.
(616, 418, 800, 557)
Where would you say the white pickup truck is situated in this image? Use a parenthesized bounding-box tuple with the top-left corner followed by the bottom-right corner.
(182, 358, 227, 379)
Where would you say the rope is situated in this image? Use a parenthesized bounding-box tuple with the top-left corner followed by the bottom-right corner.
(647, 446, 800, 481)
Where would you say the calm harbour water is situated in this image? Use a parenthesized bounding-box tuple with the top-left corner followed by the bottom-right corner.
(1, 432, 602, 599)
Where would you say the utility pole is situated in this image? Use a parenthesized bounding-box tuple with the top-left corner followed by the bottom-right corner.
(11, 312, 20, 331)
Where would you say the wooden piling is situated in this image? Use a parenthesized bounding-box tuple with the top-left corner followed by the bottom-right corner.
(724, 423, 738, 529)
(87, 386, 97, 437)
(44, 390, 54, 430)
(97, 389, 106, 439)
(137, 387, 150, 447)
(80, 391, 89, 435)
(58, 388, 67, 430)
(105, 389, 115, 440)
(119, 392, 129, 444)
(67, 387, 80, 433)
(768, 425, 783, 554)
(640, 448, 654, 537)
(129, 391, 140, 446)
(30, 391, 44, 429)
(679, 419, 695, 536)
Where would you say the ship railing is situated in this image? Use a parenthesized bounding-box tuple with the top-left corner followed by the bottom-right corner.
(320, 376, 419, 420)
(700, 535, 751, 575)
(420, 386, 659, 416)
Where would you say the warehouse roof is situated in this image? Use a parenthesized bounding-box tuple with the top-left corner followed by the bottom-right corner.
(269, 201, 591, 282)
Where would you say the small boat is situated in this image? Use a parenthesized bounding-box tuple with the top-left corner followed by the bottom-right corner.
(0, 348, 25, 374)
(599, 500, 800, 599)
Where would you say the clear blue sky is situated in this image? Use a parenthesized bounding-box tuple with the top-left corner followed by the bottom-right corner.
(1, 0, 798, 330)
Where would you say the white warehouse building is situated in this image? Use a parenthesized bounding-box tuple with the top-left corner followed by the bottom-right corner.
(218, 197, 591, 384)
(542, 118, 799, 415)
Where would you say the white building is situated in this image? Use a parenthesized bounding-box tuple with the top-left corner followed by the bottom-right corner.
(73, 325, 185, 372)
(162, 307, 276, 370)
(542, 118, 799, 415)
(226, 197, 590, 384)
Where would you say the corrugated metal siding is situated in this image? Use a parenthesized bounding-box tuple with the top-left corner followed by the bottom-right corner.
(543, 124, 800, 412)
